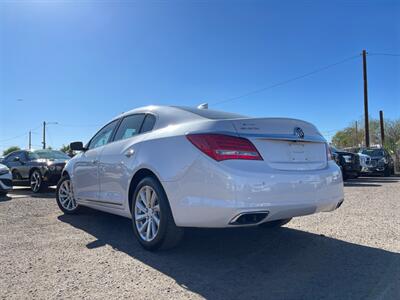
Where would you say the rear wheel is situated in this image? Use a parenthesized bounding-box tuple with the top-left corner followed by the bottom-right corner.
(132, 177, 183, 250)
(259, 218, 292, 228)
(30, 170, 47, 193)
(56, 176, 80, 214)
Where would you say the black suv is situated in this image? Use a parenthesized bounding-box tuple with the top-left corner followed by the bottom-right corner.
(1, 149, 70, 192)
(359, 148, 395, 177)
(331, 147, 361, 180)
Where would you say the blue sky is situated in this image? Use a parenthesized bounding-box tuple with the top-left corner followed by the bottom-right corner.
(0, 0, 399, 153)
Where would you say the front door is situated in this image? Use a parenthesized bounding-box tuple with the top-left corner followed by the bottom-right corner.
(73, 119, 119, 201)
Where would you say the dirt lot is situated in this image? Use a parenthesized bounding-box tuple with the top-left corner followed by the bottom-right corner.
(0, 177, 399, 300)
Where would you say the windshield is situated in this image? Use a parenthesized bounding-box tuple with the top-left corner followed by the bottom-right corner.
(361, 149, 384, 157)
(30, 150, 70, 160)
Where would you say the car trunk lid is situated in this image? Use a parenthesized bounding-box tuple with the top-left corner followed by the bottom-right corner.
(230, 118, 327, 171)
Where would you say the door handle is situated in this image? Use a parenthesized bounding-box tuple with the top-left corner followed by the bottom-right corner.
(92, 159, 99, 164)
(125, 148, 135, 158)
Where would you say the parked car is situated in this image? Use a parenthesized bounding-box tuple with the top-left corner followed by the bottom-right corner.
(57, 105, 344, 250)
(0, 163, 12, 196)
(2, 149, 70, 192)
(359, 148, 395, 176)
(331, 147, 361, 180)
(358, 152, 372, 174)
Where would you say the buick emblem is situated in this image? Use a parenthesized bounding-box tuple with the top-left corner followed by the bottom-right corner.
(294, 127, 304, 138)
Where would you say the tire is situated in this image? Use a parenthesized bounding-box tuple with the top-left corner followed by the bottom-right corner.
(384, 167, 391, 177)
(0, 191, 7, 197)
(131, 177, 183, 251)
(30, 169, 47, 193)
(259, 218, 292, 228)
(56, 175, 80, 214)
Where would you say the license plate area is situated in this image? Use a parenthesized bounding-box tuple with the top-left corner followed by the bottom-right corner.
(289, 142, 307, 162)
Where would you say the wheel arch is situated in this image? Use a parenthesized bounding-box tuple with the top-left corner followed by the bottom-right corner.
(61, 169, 70, 178)
(128, 168, 164, 215)
(29, 167, 42, 178)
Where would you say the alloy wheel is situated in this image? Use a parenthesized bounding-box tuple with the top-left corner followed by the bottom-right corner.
(30, 171, 42, 192)
(134, 185, 161, 242)
(58, 179, 78, 211)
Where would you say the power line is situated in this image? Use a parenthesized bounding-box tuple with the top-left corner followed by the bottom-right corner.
(211, 54, 360, 107)
(369, 52, 400, 57)
(0, 124, 42, 143)
(57, 123, 101, 128)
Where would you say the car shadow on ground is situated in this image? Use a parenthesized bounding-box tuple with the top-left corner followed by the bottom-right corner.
(0, 194, 12, 202)
(58, 210, 399, 299)
(8, 187, 56, 199)
(344, 176, 399, 187)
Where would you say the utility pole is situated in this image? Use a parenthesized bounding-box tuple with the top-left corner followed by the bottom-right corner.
(28, 131, 32, 150)
(362, 49, 370, 147)
(379, 110, 385, 146)
(42, 121, 46, 149)
(355, 121, 358, 147)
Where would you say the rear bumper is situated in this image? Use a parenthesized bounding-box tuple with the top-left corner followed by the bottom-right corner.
(164, 159, 344, 228)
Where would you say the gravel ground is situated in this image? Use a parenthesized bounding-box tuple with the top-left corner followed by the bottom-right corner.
(0, 176, 399, 300)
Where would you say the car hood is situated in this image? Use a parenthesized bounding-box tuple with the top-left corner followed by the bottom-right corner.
(369, 156, 384, 160)
(33, 158, 69, 165)
(335, 151, 354, 156)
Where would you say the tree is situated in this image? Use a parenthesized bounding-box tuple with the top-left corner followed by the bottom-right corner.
(60, 144, 75, 157)
(3, 146, 21, 156)
(60, 144, 70, 153)
(332, 118, 400, 153)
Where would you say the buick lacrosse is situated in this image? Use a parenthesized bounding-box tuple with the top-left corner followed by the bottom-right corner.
(57, 105, 344, 250)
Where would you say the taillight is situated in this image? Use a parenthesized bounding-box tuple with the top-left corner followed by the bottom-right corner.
(326, 143, 333, 160)
(186, 134, 263, 161)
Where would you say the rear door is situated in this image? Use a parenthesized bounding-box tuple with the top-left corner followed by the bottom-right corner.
(98, 114, 155, 207)
(230, 118, 327, 171)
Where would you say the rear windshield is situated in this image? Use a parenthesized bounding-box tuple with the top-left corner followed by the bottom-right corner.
(175, 106, 247, 120)
(361, 149, 384, 157)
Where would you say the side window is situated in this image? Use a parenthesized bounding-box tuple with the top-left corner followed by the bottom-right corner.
(5, 152, 18, 162)
(88, 120, 119, 150)
(114, 114, 145, 142)
(19, 151, 28, 162)
(140, 114, 156, 133)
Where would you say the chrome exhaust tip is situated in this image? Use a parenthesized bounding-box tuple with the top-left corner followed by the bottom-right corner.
(229, 211, 269, 225)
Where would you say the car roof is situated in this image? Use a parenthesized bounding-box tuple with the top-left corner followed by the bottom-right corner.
(109, 105, 246, 129)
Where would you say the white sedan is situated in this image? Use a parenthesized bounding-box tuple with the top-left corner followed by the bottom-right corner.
(57, 105, 344, 250)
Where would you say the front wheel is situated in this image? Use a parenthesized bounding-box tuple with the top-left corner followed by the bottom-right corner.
(383, 167, 391, 177)
(132, 177, 183, 250)
(56, 176, 80, 214)
(30, 170, 47, 193)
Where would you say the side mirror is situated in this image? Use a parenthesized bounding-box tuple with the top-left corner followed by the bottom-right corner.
(70, 141, 86, 151)
(13, 156, 20, 162)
